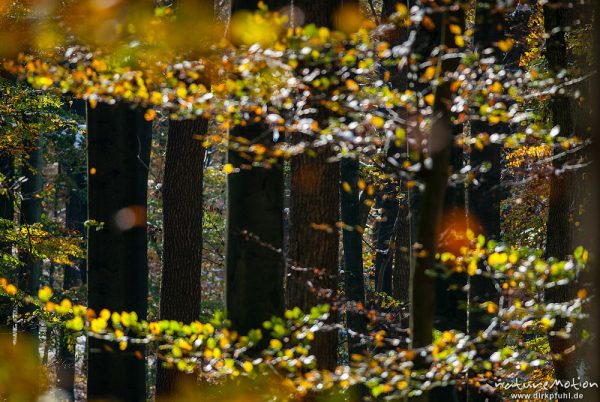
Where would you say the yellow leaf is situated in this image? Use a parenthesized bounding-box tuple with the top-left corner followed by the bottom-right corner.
(38, 286, 53, 302)
(223, 163, 235, 174)
(342, 181, 352, 193)
(449, 24, 462, 35)
(345, 79, 359, 92)
(424, 93, 435, 106)
(243, 361, 253, 373)
(489, 81, 503, 94)
(5, 284, 17, 296)
(497, 38, 514, 52)
(454, 35, 465, 47)
(371, 115, 385, 128)
(144, 109, 156, 122)
(578, 288, 588, 300)
(395, 3, 408, 18)
(422, 66, 436, 81)
(468, 260, 477, 276)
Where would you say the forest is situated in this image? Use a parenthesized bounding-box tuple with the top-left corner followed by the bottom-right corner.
(0, 0, 599, 401)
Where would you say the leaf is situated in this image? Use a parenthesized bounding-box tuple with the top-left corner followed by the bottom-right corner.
(342, 181, 352, 193)
(422, 15, 435, 32)
(223, 163, 235, 174)
(498, 39, 514, 52)
(424, 93, 435, 106)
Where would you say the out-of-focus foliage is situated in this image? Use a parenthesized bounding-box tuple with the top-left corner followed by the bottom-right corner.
(0, 0, 595, 399)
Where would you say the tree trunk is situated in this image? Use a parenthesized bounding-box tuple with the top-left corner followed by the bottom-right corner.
(393, 182, 412, 304)
(156, 118, 207, 395)
(225, 122, 285, 333)
(373, 183, 399, 295)
(225, 0, 286, 340)
(543, 0, 579, 394)
(409, 7, 465, 402)
(86, 102, 151, 402)
(18, 136, 43, 339)
(0, 154, 14, 333)
(340, 158, 365, 355)
(287, 146, 340, 370)
(57, 98, 87, 399)
(284, 0, 349, 372)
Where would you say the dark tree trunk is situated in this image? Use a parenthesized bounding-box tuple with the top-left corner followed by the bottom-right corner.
(86, 102, 151, 402)
(18, 136, 43, 338)
(373, 183, 398, 295)
(156, 118, 207, 395)
(285, 0, 349, 371)
(57, 98, 87, 399)
(0, 154, 14, 332)
(393, 182, 412, 304)
(287, 146, 340, 370)
(340, 158, 365, 354)
(409, 1, 465, 383)
(225, 122, 285, 333)
(470, 0, 505, 240)
(543, 0, 580, 394)
(225, 0, 286, 339)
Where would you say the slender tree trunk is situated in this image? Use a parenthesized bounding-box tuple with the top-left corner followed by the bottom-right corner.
(543, 0, 579, 394)
(583, 3, 600, 400)
(86, 102, 151, 402)
(156, 118, 207, 395)
(340, 158, 365, 354)
(409, 5, 465, 402)
(470, 0, 505, 240)
(57, 98, 87, 399)
(0, 154, 14, 333)
(18, 136, 43, 338)
(373, 183, 398, 295)
(393, 183, 412, 303)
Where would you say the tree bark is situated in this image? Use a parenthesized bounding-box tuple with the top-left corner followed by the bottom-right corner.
(0, 154, 14, 333)
(340, 158, 365, 355)
(156, 118, 207, 395)
(86, 102, 151, 402)
(57, 98, 87, 399)
(18, 136, 43, 339)
(409, 10, 465, 402)
(285, 0, 350, 371)
(373, 183, 399, 295)
(543, 0, 579, 394)
(225, 122, 285, 333)
(225, 0, 286, 340)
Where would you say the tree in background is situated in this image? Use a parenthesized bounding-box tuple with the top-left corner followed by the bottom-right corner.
(156, 0, 213, 394)
(410, 4, 465, 401)
(225, 0, 286, 337)
(86, 102, 152, 401)
(285, 0, 358, 371)
(341, 157, 366, 354)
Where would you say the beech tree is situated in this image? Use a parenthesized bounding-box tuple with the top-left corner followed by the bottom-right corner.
(156, 0, 213, 394)
(17, 134, 43, 337)
(86, 102, 152, 401)
(225, 0, 286, 336)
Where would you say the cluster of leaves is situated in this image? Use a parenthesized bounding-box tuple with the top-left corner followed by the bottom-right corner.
(2, 3, 586, 183)
(0, 229, 589, 398)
